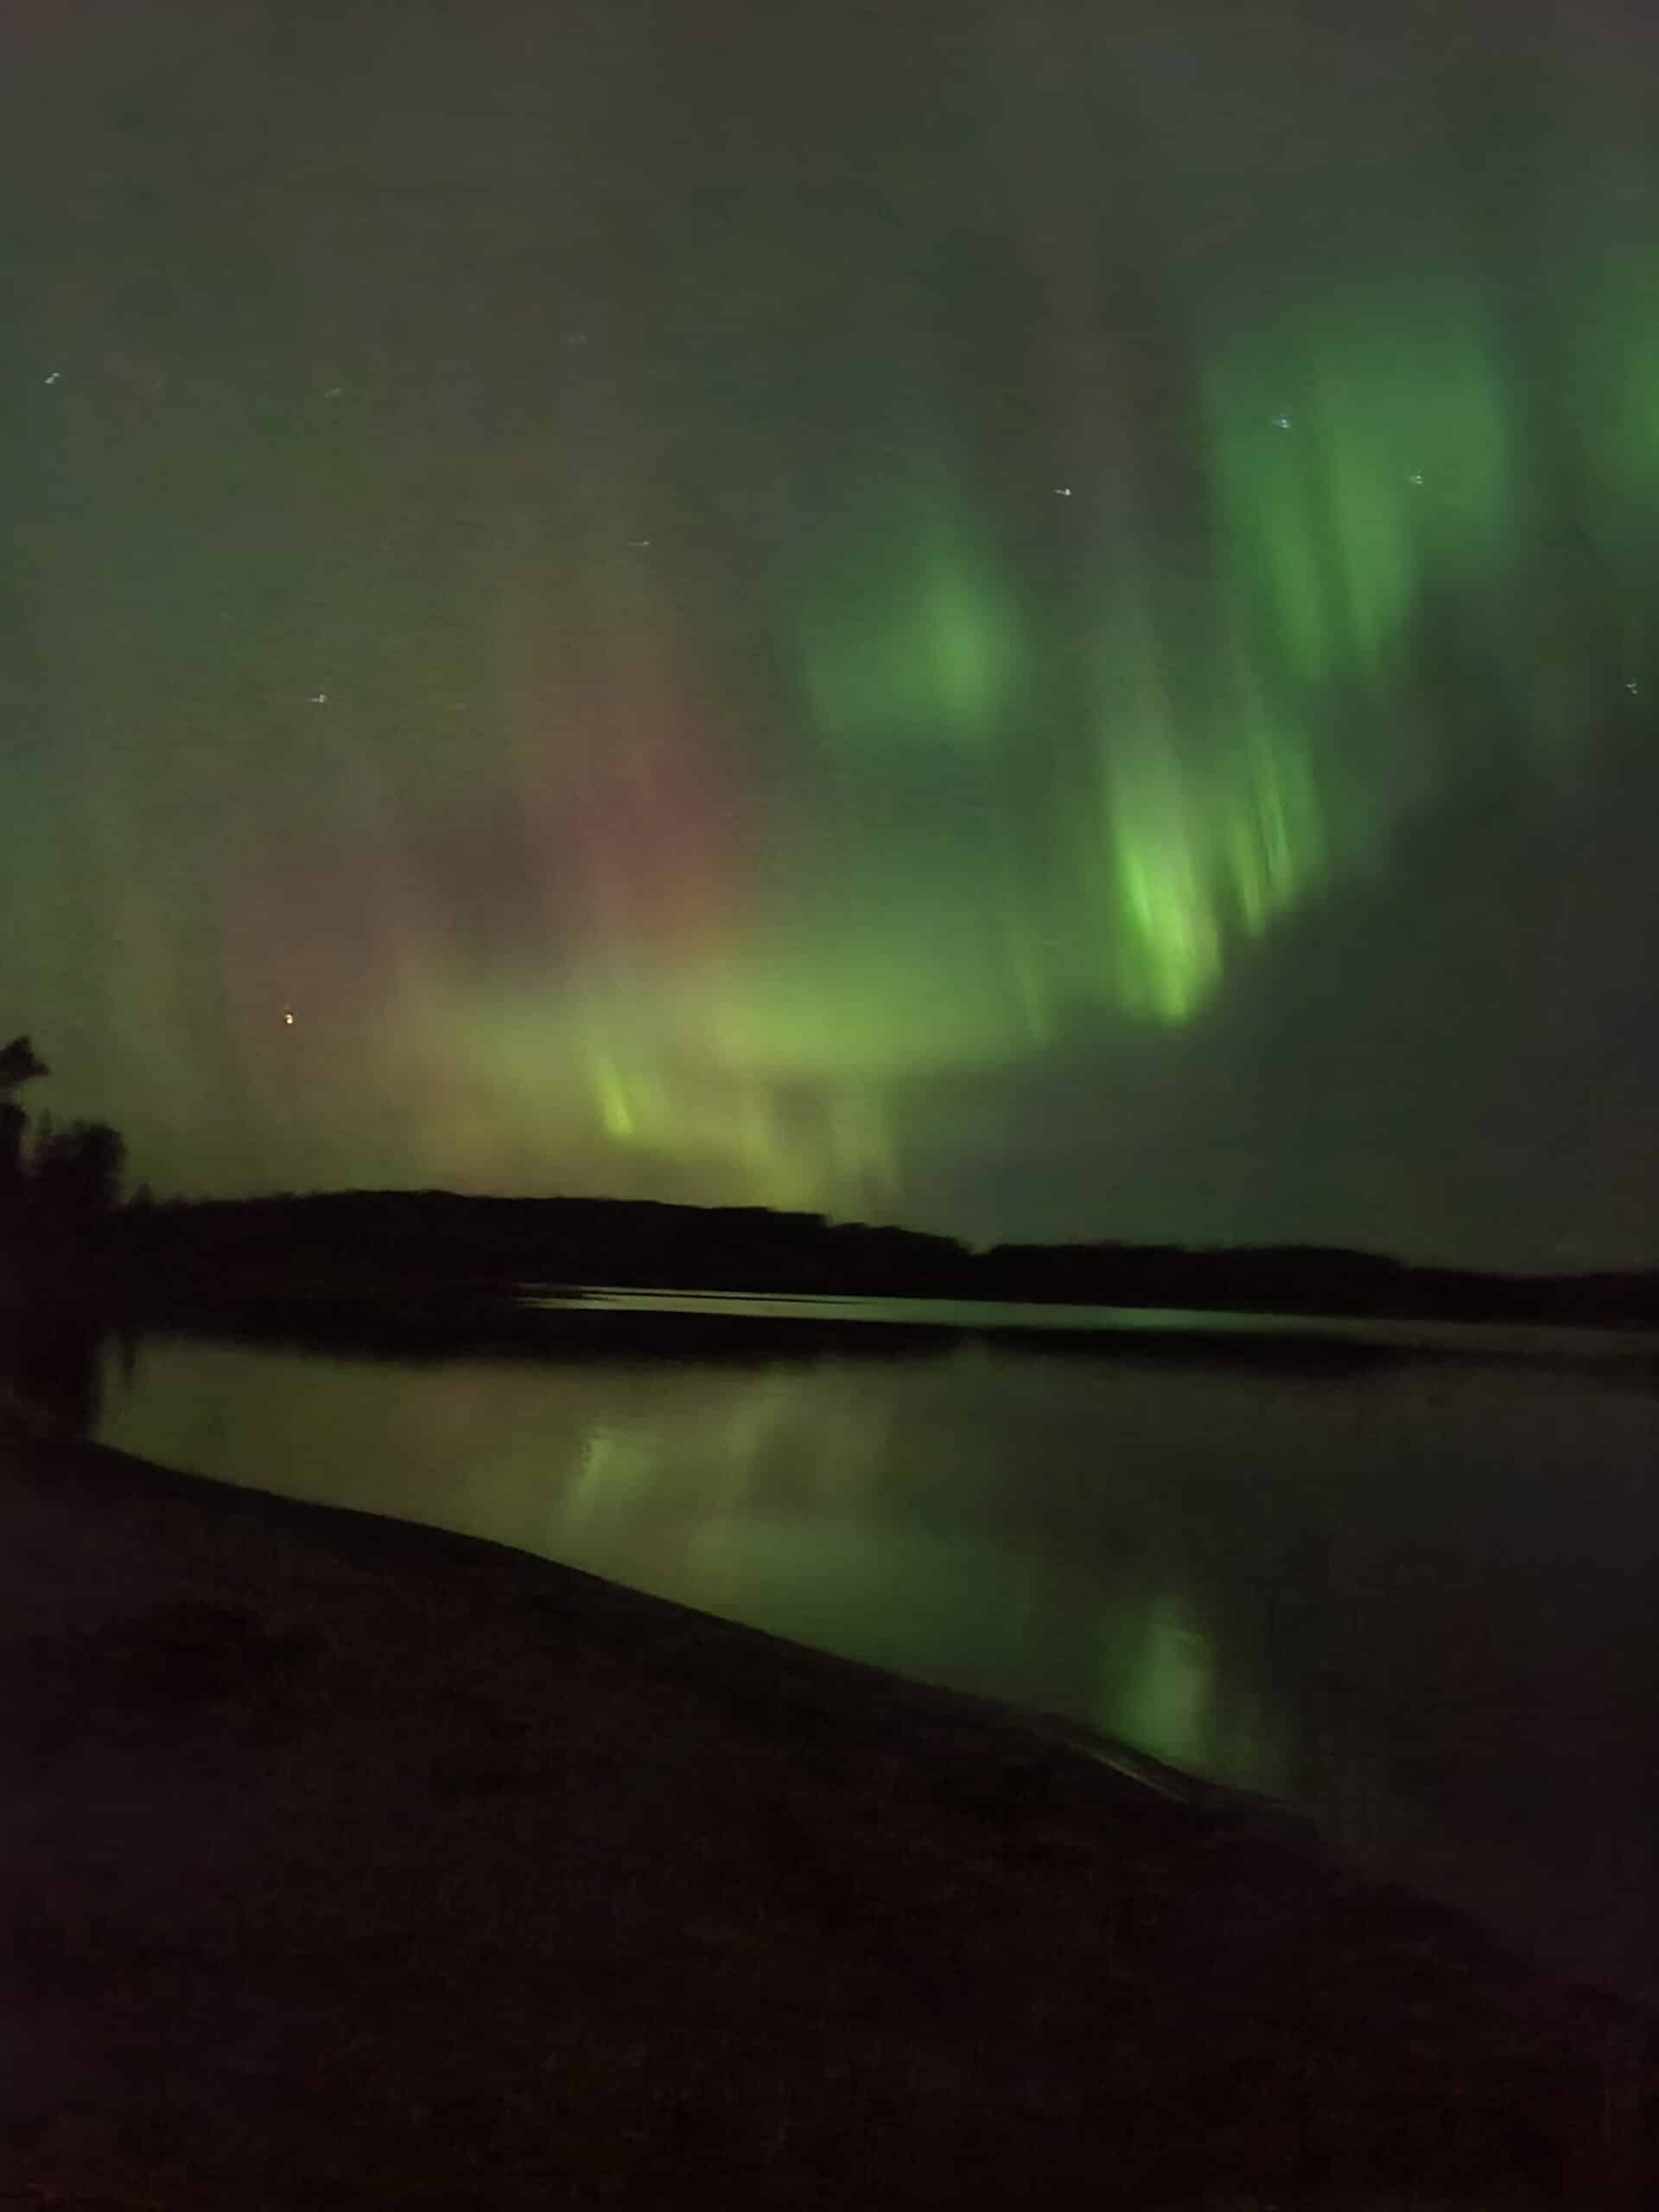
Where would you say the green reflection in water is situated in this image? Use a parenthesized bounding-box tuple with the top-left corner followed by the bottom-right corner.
(97, 1333, 1290, 1799)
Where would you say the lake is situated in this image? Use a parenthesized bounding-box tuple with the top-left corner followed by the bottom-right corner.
(93, 1291, 1659, 2003)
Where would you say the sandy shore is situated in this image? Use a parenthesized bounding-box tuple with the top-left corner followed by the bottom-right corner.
(3, 1417, 1651, 2209)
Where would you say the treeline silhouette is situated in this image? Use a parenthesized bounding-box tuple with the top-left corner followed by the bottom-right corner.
(0, 1034, 125, 1273)
(0, 1033, 128, 1432)
(3, 1022, 1653, 1331)
(112, 1188, 1659, 1328)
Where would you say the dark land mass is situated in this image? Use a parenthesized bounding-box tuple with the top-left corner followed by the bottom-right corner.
(94, 1189, 1659, 1332)
(4, 1417, 1654, 2209)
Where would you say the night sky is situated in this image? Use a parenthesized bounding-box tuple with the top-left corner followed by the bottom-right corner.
(6, 0, 1656, 1268)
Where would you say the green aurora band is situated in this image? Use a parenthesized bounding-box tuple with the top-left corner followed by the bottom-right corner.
(5, 2, 1656, 1256)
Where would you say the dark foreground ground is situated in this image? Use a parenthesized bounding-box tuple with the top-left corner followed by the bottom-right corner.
(3, 1419, 1652, 2209)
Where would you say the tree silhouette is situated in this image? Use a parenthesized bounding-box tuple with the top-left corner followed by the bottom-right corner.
(0, 1034, 48, 1093)
(0, 1035, 48, 1213)
(0, 1036, 124, 1260)
(30, 1116, 127, 1237)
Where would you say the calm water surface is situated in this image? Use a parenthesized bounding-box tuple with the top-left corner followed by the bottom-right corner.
(96, 1296, 1659, 2000)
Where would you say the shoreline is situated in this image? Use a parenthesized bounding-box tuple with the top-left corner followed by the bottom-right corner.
(4, 1417, 1652, 2206)
(41, 1266, 1659, 1384)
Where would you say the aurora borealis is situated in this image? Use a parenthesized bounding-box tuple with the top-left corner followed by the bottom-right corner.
(6, 0, 1657, 1266)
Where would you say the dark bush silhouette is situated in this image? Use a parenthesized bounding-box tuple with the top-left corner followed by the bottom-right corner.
(29, 1116, 128, 1244)
(0, 1294, 105, 1433)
